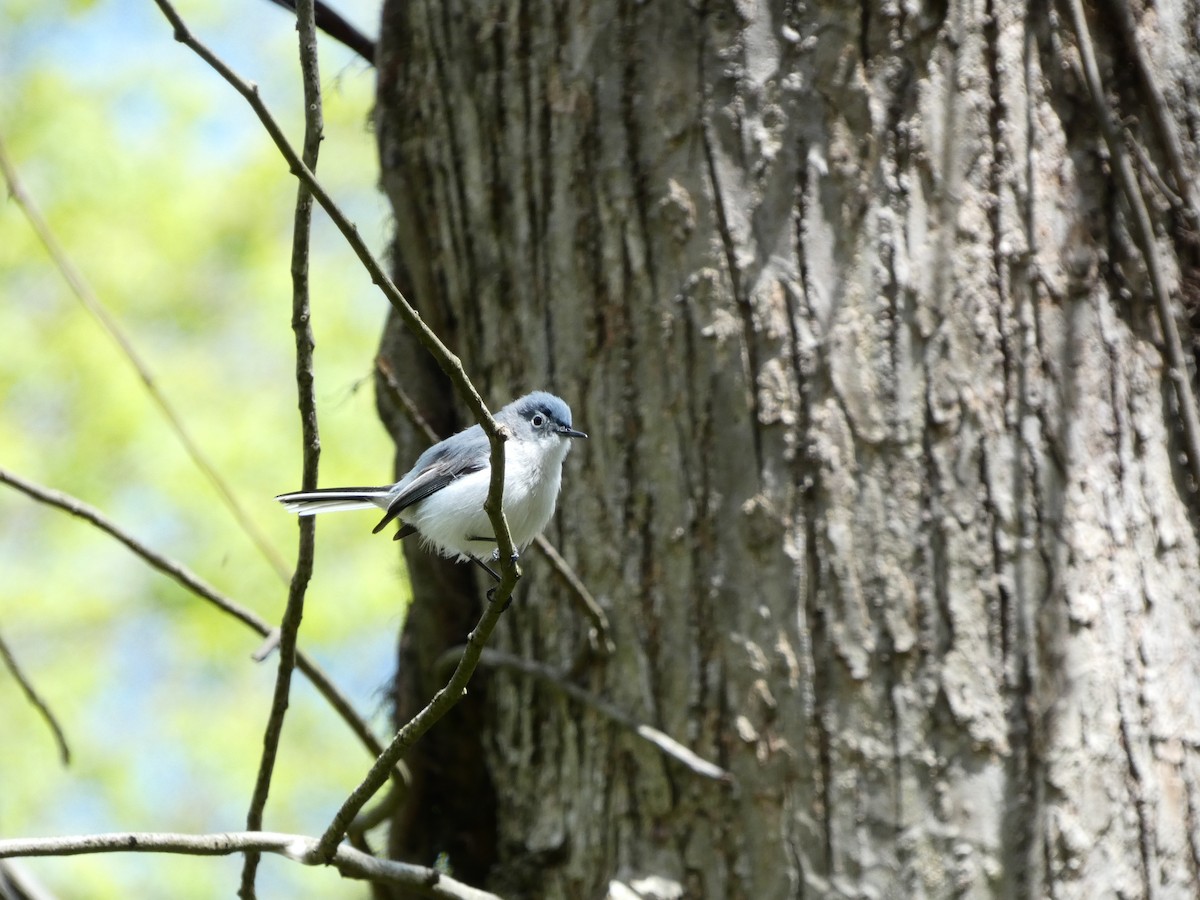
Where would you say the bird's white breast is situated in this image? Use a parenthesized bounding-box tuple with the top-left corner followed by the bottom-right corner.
(400, 436, 571, 561)
(499, 435, 569, 547)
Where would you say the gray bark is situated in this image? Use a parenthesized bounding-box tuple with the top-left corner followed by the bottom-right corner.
(373, 1, 1200, 897)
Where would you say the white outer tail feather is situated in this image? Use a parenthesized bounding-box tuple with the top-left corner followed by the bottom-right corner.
(275, 489, 391, 516)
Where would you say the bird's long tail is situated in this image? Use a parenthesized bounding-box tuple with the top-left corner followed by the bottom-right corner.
(274, 486, 392, 516)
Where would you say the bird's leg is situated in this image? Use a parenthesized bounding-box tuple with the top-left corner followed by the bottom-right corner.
(466, 538, 520, 568)
(469, 554, 501, 582)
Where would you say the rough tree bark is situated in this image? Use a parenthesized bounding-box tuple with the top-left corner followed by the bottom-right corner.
(372, 1, 1200, 897)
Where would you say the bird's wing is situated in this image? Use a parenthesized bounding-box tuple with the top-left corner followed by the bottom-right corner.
(371, 425, 489, 534)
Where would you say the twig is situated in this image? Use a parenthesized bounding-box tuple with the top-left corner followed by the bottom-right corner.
(240, 2, 325, 896)
(308, 529, 519, 863)
(0, 832, 500, 900)
(347, 782, 404, 836)
(151, 0, 523, 858)
(440, 647, 731, 783)
(150, 0, 521, 605)
(376, 356, 613, 654)
(0, 628, 70, 766)
(0, 466, 399, 782)
(531, 536, 614, 656)
(1062, 0, 1200, 494)
(149, 0, 501, 450)
(0, 131, 292, 587)
(373, 355, 441, 444)
(1122, 119, 1184, 210)
(0, 860, 60, 900)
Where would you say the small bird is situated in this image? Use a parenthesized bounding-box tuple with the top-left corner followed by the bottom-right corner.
(275, 392, 587, 576)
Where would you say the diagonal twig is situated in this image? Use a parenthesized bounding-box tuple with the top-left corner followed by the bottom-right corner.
(0, 628, 71, 766)
(0, 831, 499, 900)
(439, 646, 731, 783)
(0, 859, 60, 900)
(150, 0, 524, 858)
(148, 0, 504, 453)
(531, 535, 614, 656)
(148, 0, 521, 598)
(0, 466, 400, 783)
(240, 1, 325, 895)
(308, 574, 517, 863)
(0, 132, 292, 588)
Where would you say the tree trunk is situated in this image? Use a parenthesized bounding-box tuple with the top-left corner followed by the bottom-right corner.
(373, 1, 1200, 897)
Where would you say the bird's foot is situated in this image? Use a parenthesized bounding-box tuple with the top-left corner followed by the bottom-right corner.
(489, 547, 520, 565)
(486, 586, 513, 612)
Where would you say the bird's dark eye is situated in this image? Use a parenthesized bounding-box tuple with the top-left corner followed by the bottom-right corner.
(531, 413, 546, 428)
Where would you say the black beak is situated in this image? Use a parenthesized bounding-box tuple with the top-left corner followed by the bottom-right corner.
(559, 425, 588, 439)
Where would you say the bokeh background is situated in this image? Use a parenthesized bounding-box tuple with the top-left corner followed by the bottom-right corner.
(1, 1, 408, 895)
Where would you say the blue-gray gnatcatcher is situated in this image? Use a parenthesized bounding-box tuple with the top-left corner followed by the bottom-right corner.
(275, 392, 586, 575)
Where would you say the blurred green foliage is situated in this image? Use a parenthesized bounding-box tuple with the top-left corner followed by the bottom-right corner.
(0, 1, 406, 896)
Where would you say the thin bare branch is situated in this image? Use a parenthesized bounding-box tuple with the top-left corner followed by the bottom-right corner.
(0, 859, 60, 900)
(348, 782, 404, 836)
(308, 554, 519, 863)
(531, 535, 614, 656)
(0, 832, 500, 900)
(0, 466, 399, 782)
(0, 131, 292, 587)
(0, 629, 70, 766)
(1062, 0, 1200, 494)
(150, 0, 520, 618)
(374, 355, 441, 445)
(441, 647, 731, 784)
(150, 0, 524, 860)
(148, 0, 505, 455)
(240, 2, 325, 895)
(1122, 121, 1185, 210)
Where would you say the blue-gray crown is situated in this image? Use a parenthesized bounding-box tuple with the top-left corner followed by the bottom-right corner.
(510, 391, 574, 429)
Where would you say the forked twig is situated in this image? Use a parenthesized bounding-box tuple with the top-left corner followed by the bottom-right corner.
(1096, 0, 1200, 224)
(148, 0, 506, 460)
(263, 0, 375, 63)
